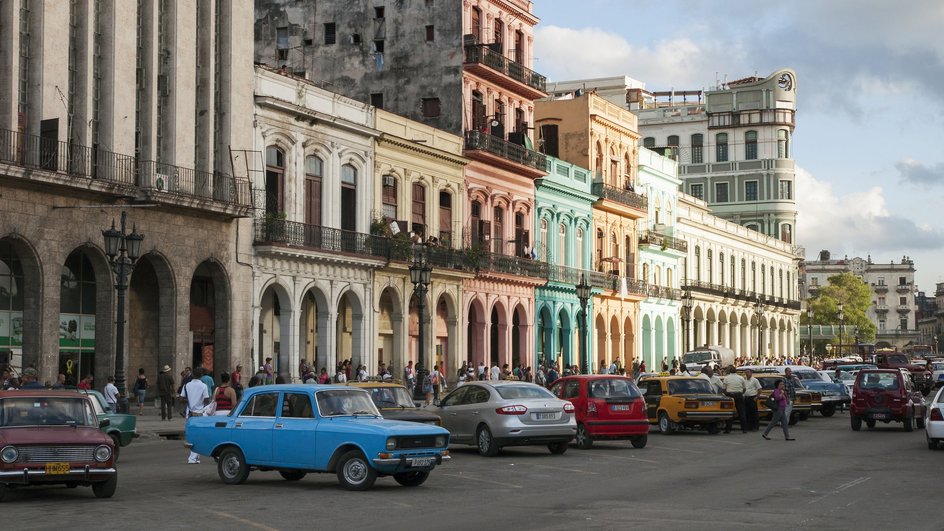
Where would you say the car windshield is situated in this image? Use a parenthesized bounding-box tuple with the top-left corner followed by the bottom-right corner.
(316, 390, 381, 417)
(82, 392, 107, 415)
(495, 385, 555, 400)
(792, 371, 820, 380)
(367, 387, 415, 408)
(887, 355, 909, 365)
(757, 378, 783, 390)
(937, 391, 944, 404)
(932, 363, 944, 371)
(0, 397, 96, 427)
(588, 379, 640, 399)
(683, 352, 713, 363)
(859, 373, 901, 391)
(667, 379, 714, 395)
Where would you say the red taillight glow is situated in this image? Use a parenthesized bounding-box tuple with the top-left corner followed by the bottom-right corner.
(684, 400, 699, 409)
(586, 401, 597, 416)
(496, 404, 528, 415)
(563, 402, 575, 413)
(932, 408, 944, 421)
(721, 401, 734, 409)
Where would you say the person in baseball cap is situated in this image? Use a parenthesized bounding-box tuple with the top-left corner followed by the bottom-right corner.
(20, 368, 45, 389)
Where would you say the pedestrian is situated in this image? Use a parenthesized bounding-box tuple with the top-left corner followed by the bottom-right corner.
(546, 364, 559, 387)
(51, 373, 67, 389)
(211, 372, 238, 416)
(743, 369, 761, 431)
(783, 367, 801, 426)
(599, 360, 608, 374)
(431, 364, 443, 402)
(157, 364, 175, 421)
(132, 367, 148, 416)
(318, 367, 331, 384)
(632, 359, 640, 378)
(762, 379, 794, 440)
(422, 370, 434, 405)
(477, 361, 486, 381)
(335, 365, 347, 383)
(20, 368, 44, 390)
(231, 365, 243, 399)
(639, 360, 647, 375)
(103, 376, 120, 412)
(662, 357, 669, 372)
(182, 373, 210, 463)
(199, 368, 215, 397)
(490, 362, 500, 381)
(722, 367, 747, 434)
(264, 358, 274, 385)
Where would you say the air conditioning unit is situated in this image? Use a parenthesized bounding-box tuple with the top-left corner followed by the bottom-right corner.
(382, 174, 395, 187)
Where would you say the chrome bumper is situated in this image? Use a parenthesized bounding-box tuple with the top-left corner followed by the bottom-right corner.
(0, 465, 116, 484)
(372, 454, 450, 466)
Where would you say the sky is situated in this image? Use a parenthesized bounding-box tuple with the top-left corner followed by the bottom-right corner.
(532, 0, 944, 292)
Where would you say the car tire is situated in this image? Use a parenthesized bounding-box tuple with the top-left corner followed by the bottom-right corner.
(799, 412, 810, 421)
(903, 416, 914, 432)
(865, 419, 876, 429)
(0, 483, 7, 502)
(217, 447, 250, 485)
(393, 471, 430, 487)
(706, 423, 721, 434)
(630, 435, 648, 449)
(575, 424, 593, 449)
(788, 414, 799, 426)
(336, 450, 377, 491)
(821, 404, 836, 417)
(658, 412, 675, 435)
(279, 470, 306, 481)
(109, 433, 121, 463)
(476, 425, 500, 457)
(851, 416, 862, 431)
(928, 436, 938, 450)
(548, 442, 569, 455)
(92, 472, 118, 499)
(917, 417, 926, 430)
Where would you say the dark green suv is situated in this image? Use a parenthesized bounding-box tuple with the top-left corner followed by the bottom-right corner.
(79, 390, 138, 461)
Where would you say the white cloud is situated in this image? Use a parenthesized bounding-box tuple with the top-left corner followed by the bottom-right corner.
(896, 157, 944, 185)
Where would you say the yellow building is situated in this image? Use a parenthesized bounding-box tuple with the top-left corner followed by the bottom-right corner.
(372, 110, 472, 381)
(535, 93, 648, 370)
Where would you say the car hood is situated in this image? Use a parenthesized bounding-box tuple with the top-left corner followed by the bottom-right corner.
(323, 417, 448, 436)
(672, 394, 727, 401)
(379, 409, 441, 424)
(0, 426, 111, 446)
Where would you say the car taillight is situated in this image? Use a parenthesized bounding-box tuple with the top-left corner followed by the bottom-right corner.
(684, 400, 699, 409)
(721, 401, 733, 409)
(563, 402, 575, 414)
(586, 401, 597, 416)
(496, 404, 528, 415)
(931, 408, 944, 421)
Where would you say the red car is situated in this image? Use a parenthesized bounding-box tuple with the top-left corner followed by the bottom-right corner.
(850, 369, 927, 432)
(0, 391, 117, 500)
(549, 375, 649, 449)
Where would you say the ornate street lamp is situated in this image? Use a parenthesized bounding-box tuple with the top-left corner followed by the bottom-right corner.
(409, 243, 432, 401)
(680, 289, 694, 354)
(575, 274, 592, 375)
(807, 308, 814, 359)
(102, 211, 144, 414)
(754, 297, 766, 360)
(837, 303, 844, 356)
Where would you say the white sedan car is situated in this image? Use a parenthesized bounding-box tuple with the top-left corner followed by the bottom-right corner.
(926, 386, 944, 450)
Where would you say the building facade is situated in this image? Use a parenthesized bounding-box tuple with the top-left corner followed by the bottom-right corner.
(678, 194, 801, 360)
(0, 0, 255, 388)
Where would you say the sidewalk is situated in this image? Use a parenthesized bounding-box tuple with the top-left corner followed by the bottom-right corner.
(133, 404, 186, 439)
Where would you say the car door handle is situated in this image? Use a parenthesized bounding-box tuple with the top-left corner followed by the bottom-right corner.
(471, 411, 479, 415)
(449, 412, 457, 416)
(235, 422, 243, 428)
(275, 423, 284, 428)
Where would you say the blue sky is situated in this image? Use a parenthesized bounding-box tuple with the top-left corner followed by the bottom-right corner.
(532, 0, 944, 291)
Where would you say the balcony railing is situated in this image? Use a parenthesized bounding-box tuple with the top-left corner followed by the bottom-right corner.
(872, 283, 888, 293)
(474, 250, 548, 279)
(464, 130, 547, 172)
(896, 283, 912, 293)
(463, 44, 547, 93)
(592, 181, 648, 211)
(254, 218, 390, 260)
(684, 280, 802, 310)
(0, 127, 251, 207)
(646, 284, 682, 300)
(639, 230, 688, 253)
(875, 304, 889, 313)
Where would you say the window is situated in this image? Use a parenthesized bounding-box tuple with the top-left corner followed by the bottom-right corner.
(780, 224, 792, 243)
(715, 182, 729, 203)
(691, 134, 703, 163)
(471, 91, 486, 131)
(716, 133, 728, 162)
(514, 30, 524, 64)
(730, 256, 736, 287)
(745, 181, 758, 201)
(421, 97, 441, 118)
(694, 246, 701, 281)
(899, 276, 907, 285)
(879, 319, 886, 331)
(900, 318, 909, 330)
(493, 18, 503, 46)
(370, 92, 384, 108)
(576, 228, 584, 270)
(540, 124, 559, 157)
(707, 249, 713, 283)
(563, 380, 580, 399)
(276, 27, 289, 61)
(779, 270, 784, 298)
(265, 146, 285, 216)
(324, 23, 336, 45)
(741, 259, 746, 290)
(242, 393, 278, 417)
(305, 156, 323, 226)
(777, 129, 789, 158)
(690, 183, 704, 200)
(281, 393, 314, 418)
(471, 7, 482, 41)
(514, 108, 525, 133)
(779, 180, 793, 200)
(899, 296, 907, 305)
(352, 34, 362, 45)
(515, 212, 529, 257)
(381, 175, 397, 219)
(340, 164, 357, 232)
(745, 130, 758, 160)
(439, 191, 452, 245)
(751, 261, 756, 291)
(411, 183, 426, 236)
(643, 137, 655, 149)
(425, 25, 434, 42)
(374, 6, 385, 18)
(373, 39, 384, 53)
(493, 207, 504, 254)
(558, 224, 567, 263)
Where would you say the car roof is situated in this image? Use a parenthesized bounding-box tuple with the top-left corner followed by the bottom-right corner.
(0, 390, 92, 399)
(347, 381, 407, 389)
(556, 374, 632, 380)
(464, 380, 539, 387)
(639, 375, 703, 381)
(244, 383, 355, 393)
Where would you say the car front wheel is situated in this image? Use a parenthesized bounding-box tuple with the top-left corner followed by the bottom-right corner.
(928, 436, 938, 450)
(851, 416, 862, 431)
(820, 404, 836, 417)
(92, 472, 118, 499)
(575, 424, 593, 449)
(394, 471, 430, 487)
(630, 435, 648, 449)
(658, 412, 675, 435)
(336, 450, 377, 491)
(476, 425, 500, 457)
(109, 433, 121, 463)
(217, 447, 250, 485)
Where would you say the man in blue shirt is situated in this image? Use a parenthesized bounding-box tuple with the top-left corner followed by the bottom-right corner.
(20, 368, 45, 390)
(198, 368, 215, 397)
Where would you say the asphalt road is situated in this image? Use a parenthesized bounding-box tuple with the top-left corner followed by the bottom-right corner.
(3, 412, 943, 531)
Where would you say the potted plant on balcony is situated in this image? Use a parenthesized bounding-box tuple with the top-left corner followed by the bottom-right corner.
(262, 211, 287, 242)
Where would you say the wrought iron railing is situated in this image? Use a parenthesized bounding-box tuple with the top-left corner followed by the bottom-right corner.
(684, 280, 802, 310)
(474, 250, 549, 279)
(464, 130, 547, 172)
(639, 230, 688, 253)
(591, 181, 648, 211)
(463, 44, 547, 93)
(254, 218, 390, 259)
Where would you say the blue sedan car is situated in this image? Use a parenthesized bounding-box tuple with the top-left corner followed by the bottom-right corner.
(185, 384, 450, 490)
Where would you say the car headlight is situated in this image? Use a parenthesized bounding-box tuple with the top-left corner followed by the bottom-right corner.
(94, 445, 112, 463)
(0, 445, 17, 464)
(386, 437, 397, 450)
(435, 435, 447, 448)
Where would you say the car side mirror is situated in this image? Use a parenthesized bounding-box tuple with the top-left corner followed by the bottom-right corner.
(99, 418, 110, 428)
(639, 388, 647, 396)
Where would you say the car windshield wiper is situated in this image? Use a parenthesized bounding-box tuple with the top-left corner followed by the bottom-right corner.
(352, 410, 377, 416)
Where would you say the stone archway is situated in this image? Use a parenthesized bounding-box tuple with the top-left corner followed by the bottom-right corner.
(467, 298, 487, 369)
(435, 292, 458, 378)
(489, 300, 508, 367)
(259, 281, 292, 380)
(60, 245, 113, 390)
(536, 304, 554, 368)
(128, 252, 175, 393)
(337, 289, 365, 373)
(190, 260, 232, 379)
(0, 236, 43, 378)
(377, 287, 402, 374)
(300, 284, 330, 374)
(641, 314, 652, 369)
(512, 303, 528, 370)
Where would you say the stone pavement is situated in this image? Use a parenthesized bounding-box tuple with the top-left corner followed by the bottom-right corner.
(133, 403, 186, 439)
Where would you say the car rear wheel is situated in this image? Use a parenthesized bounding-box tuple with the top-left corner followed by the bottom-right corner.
(109, 433, 121, 463)
(820, 404, 836, 417)
(548, 442, 569, 455)
(630, 435, 648, 449)
(865, 419, 876, 429)
(336, 450, 377, 491)
(851, 416, 862, 431)
(476, 425, 500, 457)
(394, 471, 430, 487)
(903, 416, 914, 432)
(279, 470, 306, 481)
(928, 436, 938, 450)
(916, 417, 926, 429)
(788, 414, 799, 426)
(217, 447, 250, 485)
(575, 424, 593, 449)
(799, 412, 810, 421)
(658, 412, 675, 435)
(0, 483, 7, 502)
(92, 472, 118, 499)
(706, 423, 721, 434)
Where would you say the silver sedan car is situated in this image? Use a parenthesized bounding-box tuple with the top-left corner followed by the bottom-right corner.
(428, 381, 576, 456)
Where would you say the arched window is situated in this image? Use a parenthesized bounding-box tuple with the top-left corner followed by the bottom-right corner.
(780, 223, 793, 244)
(576, 227, 584, 270)
(643, 137, 655, 148)
(558, 223, 567, 265)
(596, 228, 604, 271)
(777, 129, 789, 158)
(642, 263, 649, 284)
(540, 218, 549, 261)
(305, 156, 324, 225)
(380, 173, 396, 221)
(623, 153, 632, 187)
(411, 183, 427, 237)
(745, 130, 758, 160)
(471, 200, 484, 246)
(654, 265, 662, 287)
(610, 232, 619, 274)
(340, 163, 357, 231)
(609, 148, 618, 186)
(691, 134, 704, 163)
(716, 133, 728, 162)
(265, 146, 285, 216)
(666, 267, 673, 288)
(770, 266, 775, 295)
(595, 142, 604, 177)
(779, 269, 784, 298)
(470, 6, 482, 41)
(492, 206, 504, 254)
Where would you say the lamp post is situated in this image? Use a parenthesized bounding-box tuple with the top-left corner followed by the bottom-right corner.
(409, 243, 432, 401)
(102, 211, 144, 414)
(935, 335, 939, 355)
(680, 290, 694, 355)
(754, 297, 765, 361)
(807, 308, 814, 360)
(575, 274, 592, 375)
(837, 303, 844, 356)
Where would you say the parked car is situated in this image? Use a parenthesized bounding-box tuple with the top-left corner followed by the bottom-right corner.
(549, 375, 648, 449)
(637, 375, 734, 434)
(750, 374, 810, 425)
(928, 362, 944, 389)
(78, 389, 137, 461)
(925, 386, 944, 450)
(850, 369, 927, 432)
(0, 390, 117, 500)
(347, 381, 441, 425)
(427, 381, 576, 456)
(798, 380, 850, 417)
(185, 384, 450, 491)
(820, 370, 855, 396)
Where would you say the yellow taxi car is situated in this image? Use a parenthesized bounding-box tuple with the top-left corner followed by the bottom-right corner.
(347, 380, 442, 425)
(638, 375, 735, 434)
(752, 374, 812, 426)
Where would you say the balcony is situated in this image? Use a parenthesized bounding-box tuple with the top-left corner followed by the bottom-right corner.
(897, 304, 911, 314)
(473, 250, 548, 280)
(254, 218, 390, 261)
(875, 304, 889, 313)
(463, 44, 547, 100)
(639, 230, 688, 253)
(0, 128, 251, 215)
(684, 281, 802, 310)
(872, 283, 889, 293)
(464, 130, 547, 177)
(592, 181, 648, 214)
(646, 284, 682, 300)
(896, 283, 912, 293)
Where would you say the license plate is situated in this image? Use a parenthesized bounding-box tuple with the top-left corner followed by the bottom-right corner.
(610, 404, 630, 411)
(410, 457, 434, 467)
(871, 413, 887, 420)
(534, 412, 557, 420)
(701, 401, 716, 407)
(45, 462, 69, 475)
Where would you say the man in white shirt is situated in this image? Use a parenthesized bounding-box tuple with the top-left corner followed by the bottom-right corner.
(490, 363, 500, 381)
(183, 376, 210, 464)
(103, 376, 120, 412)
(721, 367, 747, 434)
(743, 369, 762, 431)
(477, 362, 486, 381)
